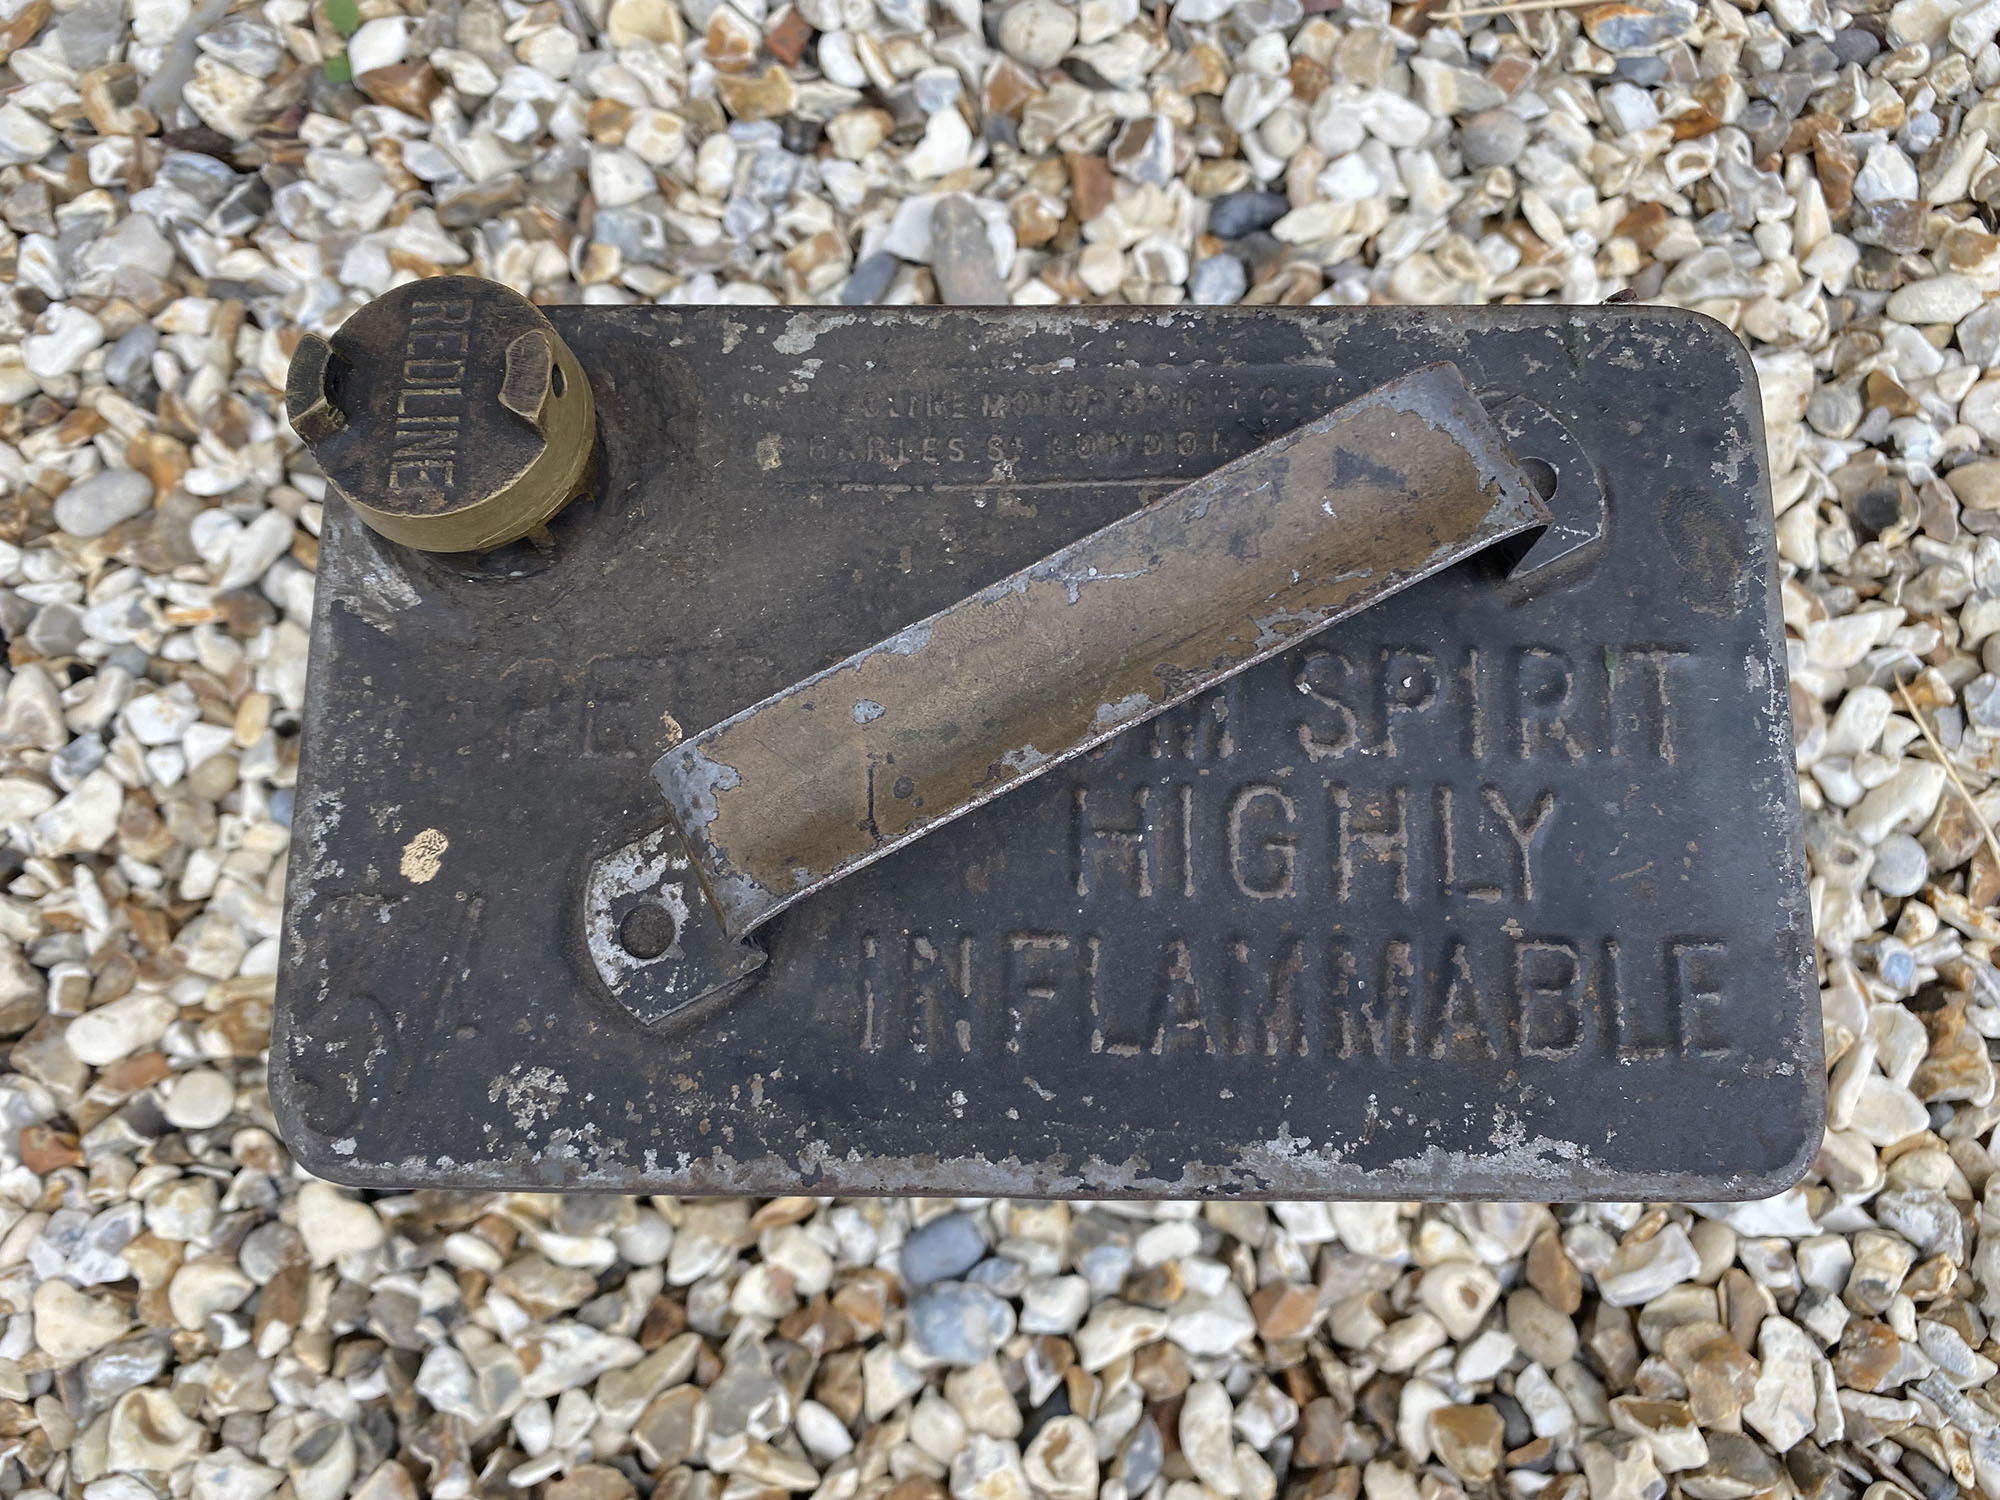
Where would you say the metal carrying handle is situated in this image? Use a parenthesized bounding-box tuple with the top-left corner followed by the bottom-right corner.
(587, 362, 1551, 1023)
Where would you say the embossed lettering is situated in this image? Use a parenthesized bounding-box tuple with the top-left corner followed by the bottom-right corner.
(1150, 936, 1216, 1055)
(388, 300, 472, 493)
(1321, 939, 1368, 1058)
(1378, 648, 1443, 756)
(410, 298, 472, 327)
(1606, 935, 1665, 1059)
(1294, 648, 1361, 762)
(1331, 785, 1409, 904)
(1516, 939, 1583, 1058)
(1296, 642, 1688, 764)
(1147, 688, 1234, 762)
(855, 932, 886, 1049)
(1427, 938, 1498, 1060)
(1669, 939, 1730, 1057)
(1515, 647, 1586, 762)
(1228, 785, 1297, 899)
(1616, 646, 1692, 762)
(1379, 938, 1417, 1057)
(841, 927, 1735, 1064)
(1005, 932, 1074, 1053)
(1438, 784, 1503, 903)
(1262, 938, 1312, 1057)
(1482, 785, 1556, 902)
(911, 934, 976, 1055)
(1075, 786, 1154, 898)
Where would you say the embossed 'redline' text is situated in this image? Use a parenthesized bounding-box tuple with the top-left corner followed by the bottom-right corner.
(388, 297, 472, 494)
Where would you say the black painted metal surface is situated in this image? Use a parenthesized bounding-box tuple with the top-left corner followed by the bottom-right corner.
(273, 304, 1822, 1199)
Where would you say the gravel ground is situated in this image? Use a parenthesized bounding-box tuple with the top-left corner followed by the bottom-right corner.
(4, 0, 2000, 1497)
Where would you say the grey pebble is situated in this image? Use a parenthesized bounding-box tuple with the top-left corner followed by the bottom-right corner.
(909, 1282, 1016, 1365)
(1613, 54, 1668, 83)
(841, 251, 901, 306)
(239, 1221, 303, 1284)
(1831, 25, 1881, 66)
(1807, 380, 1863, 440)
(1116, 1416, 1163, 1493)
(26, 601, 85, 658)
(1189, 254, 1248, 305)
(1868, 834, 1930, 898)
(55, 469, 154, 540)
(1964, 672, 2000, 731)
(52, 734, 106, 789)
(104, 323, 158, 395)
(901, 1211, 988, 1284)
(1206, 190, 1290, 239)
(79, 1333, 173, 1410)
(1460, 108, 1528, 168)
(1872, 935, 1917, 991)
(57, 0, 124, 68)
(965, 1255, 1029, 1297)
(930, 194, 1008, 305)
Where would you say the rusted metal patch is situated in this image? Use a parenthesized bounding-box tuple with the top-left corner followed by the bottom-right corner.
(658, 364, 1548, 940)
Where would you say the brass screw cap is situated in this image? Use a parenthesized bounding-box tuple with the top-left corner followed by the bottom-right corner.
(286, 275, 596, 553)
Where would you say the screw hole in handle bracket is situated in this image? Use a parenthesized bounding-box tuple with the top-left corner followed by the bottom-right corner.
(1477, 392, 1608, 600)
(582, 828, 767, 1027)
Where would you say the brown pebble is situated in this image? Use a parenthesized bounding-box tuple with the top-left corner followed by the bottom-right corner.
(814, 1348, 864, 1426)
(1661, 1321, 1758, 1426)
(1786, 1441, 1841, 1500)
(1124, 1261, 1184, 1308)
(1816, 130, 1858, 218)
(1290, 1469, 1360, 1500)
(1067, 152, 1117, 221)
(715, 65, 796, 121)
(777, 1294, 853, 1355)
(1286, 54, 1330, 104)
(1011, 190, 1063, 246)
(0, 0, 46, 59)
(1831, 1319, 1901, 1391)
(1782, 110, 1841, 157)
(588, 97, 632, 143)
(1132, 1337, 1190, 1399)
(357, 61, 444, 117)
(831, 1271, 892, 1338)
(1293, 1396, 1344, 1468)
(1429, 1404, 1505, 1483)
(1252, 1279, 1321, 1341)
(764, 8, 812, 67)
(1583, 1301, 1640, 1388)
(1508, 1436, 1554, 1468)
(983, 57, 1043, 117)
(747, 1197, 818, 1232)
(1718, 1268, 1767, 1350)
(19, 1123, 81, 1172)
(1903, 1252, 1957, 1301)
(547, 1466, 636, 1500)
(640, 1293, 690, 1350)
(1526, 1229, 1581, 1314)
(1484, 54, 1533, 96)
(1061, 1361, 1096, 1420)
(1867, 369, 1920, 416)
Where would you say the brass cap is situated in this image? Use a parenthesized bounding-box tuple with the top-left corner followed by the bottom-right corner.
(286, 276, 596, 553)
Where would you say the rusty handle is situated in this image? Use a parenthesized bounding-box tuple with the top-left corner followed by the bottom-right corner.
(656, 363, 1549, 942)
